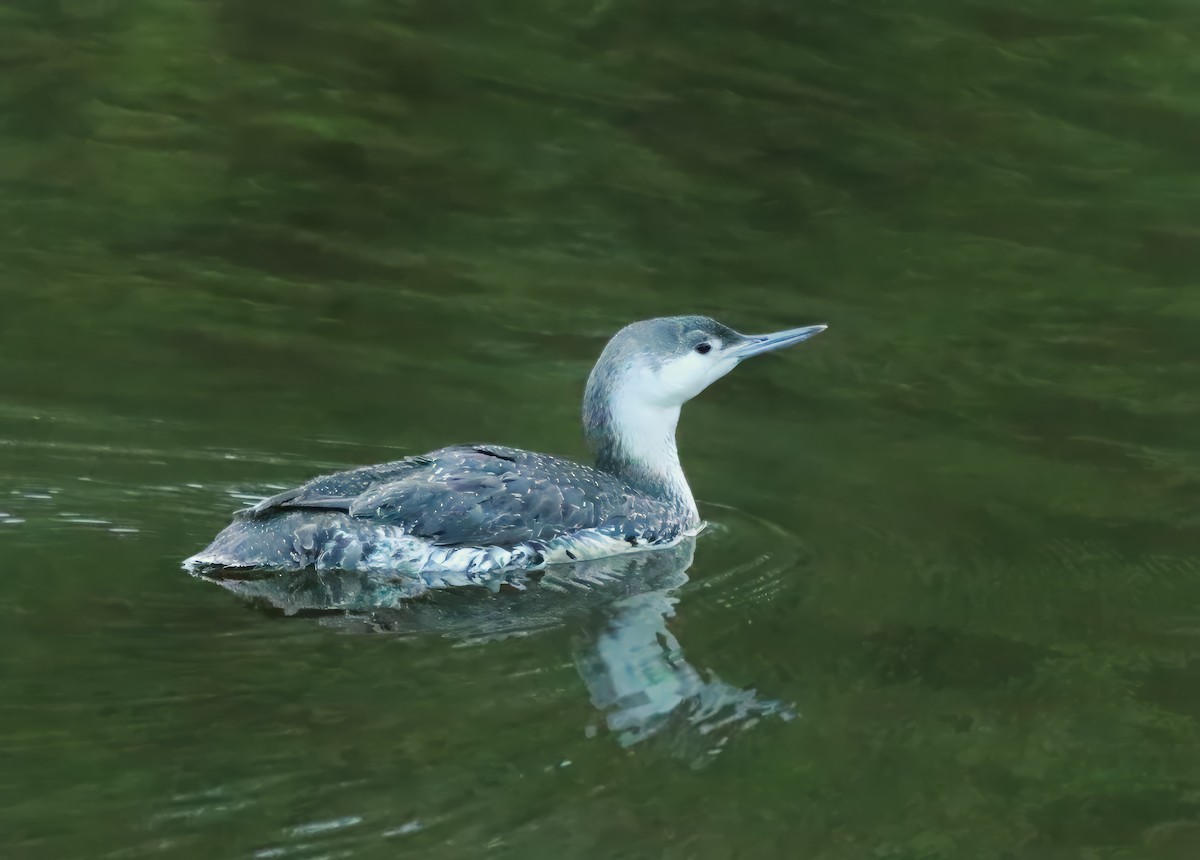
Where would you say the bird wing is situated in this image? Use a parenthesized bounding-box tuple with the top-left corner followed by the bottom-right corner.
(240, 445, 676, 548)
(239, 455, 434, 517)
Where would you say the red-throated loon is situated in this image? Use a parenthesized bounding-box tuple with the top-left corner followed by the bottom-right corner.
(183, 316, 826, 591)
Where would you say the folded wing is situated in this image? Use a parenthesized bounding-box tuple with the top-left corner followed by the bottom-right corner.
(241, 445, 676, 548)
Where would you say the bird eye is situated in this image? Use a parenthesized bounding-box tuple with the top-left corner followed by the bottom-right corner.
(695, 342, 712, 355)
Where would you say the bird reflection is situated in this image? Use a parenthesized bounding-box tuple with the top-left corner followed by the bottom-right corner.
(198, 537, 793, 762)
(575, 584, 793, 760)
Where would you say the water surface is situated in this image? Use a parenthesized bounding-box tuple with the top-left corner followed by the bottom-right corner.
(3, 1, 1200, 857)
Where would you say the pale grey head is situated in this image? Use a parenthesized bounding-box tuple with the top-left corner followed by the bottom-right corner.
(582, 315, 827, 521)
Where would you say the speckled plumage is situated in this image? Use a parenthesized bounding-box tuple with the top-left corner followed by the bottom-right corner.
(245, 444, 689, 546)
(184, 444, 693, 581)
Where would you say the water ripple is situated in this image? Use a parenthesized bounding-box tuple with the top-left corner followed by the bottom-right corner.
(689, 502, 811, 614)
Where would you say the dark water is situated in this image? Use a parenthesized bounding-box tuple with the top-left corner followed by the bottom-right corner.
(4, 1, 1200, 857)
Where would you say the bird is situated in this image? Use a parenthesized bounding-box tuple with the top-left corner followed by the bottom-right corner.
(183, 316, 826, 591)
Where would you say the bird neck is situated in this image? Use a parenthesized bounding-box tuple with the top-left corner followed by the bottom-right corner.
(583, 382, 698, 524)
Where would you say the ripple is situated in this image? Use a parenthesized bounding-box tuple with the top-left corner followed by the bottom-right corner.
(249, 813, 429, 860)
(0, 436, 335, 469)
(148, 783, 260, 824)
(0, 475, 296, 540)
(381, 820, 424, 838)
(688, 502, 810, 613)
(288, 816, 363, 838)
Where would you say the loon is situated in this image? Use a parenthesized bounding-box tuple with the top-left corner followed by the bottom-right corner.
(183, 316, 825, 588)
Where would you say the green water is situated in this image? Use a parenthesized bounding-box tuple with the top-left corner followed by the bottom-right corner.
(3, 1, 1200, 857)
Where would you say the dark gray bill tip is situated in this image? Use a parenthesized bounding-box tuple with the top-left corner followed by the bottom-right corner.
(731, 323, 828, 359)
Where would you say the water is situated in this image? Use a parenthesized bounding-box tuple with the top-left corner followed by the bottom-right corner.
(3, 1, 1200, 857)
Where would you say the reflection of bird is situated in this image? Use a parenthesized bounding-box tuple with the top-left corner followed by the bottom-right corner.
(577, 587, 795, 763)
(199, 537, 793, 763)
(184, 316, 825, 584)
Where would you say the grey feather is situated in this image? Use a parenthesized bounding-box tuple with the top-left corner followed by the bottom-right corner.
(239, 445, 687, 549)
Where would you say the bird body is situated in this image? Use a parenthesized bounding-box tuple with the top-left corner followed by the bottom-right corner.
(187, 444, 692, 584)
(184, 316, 825, 586)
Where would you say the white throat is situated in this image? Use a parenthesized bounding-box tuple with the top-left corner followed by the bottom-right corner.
(607, 387, 697, 521)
